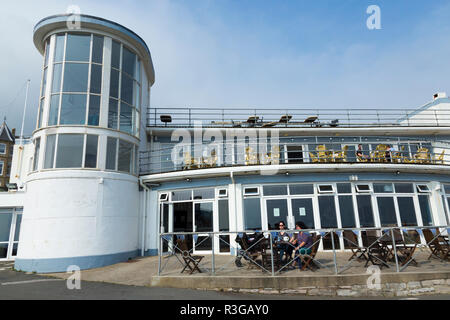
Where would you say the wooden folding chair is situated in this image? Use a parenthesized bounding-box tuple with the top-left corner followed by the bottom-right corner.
(343, 230, 368, 262)
(176, 239, 204, 274)
(300, 234, 321, 271)
(423, 229, 450, 261)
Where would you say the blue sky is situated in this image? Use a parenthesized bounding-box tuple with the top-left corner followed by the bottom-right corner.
(1, 0, 450, 135)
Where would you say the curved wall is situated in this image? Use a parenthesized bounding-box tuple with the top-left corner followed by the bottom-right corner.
(15, 15, 153, 272)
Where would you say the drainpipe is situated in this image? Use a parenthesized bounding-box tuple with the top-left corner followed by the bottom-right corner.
(139, 178, 150, 257)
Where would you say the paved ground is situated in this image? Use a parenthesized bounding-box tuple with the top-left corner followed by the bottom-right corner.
(0, 261, 449, 300)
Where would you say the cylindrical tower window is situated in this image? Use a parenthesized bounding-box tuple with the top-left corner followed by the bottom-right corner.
(37, 39, 50, 129)
(108, 40, 141, 137)
(45, 33, 104, 128)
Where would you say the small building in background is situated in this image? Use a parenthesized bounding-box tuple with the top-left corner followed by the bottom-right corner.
(0, 121, 15, 191)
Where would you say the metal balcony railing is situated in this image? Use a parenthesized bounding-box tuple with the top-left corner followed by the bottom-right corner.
(139, 137, 450, 175)
(147, 107, 450, 128)
(157, 225, 450, 276)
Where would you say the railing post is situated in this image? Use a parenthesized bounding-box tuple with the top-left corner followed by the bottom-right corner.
(269, 232, 275, 276)
(330, 230, 338, 275)
(158, 233, 162, 276)
(189, 108, 192, 127)
(434, 110, 439, 127)
(154, 108, 157, 126)
(405, 110, 410, 126)
(391, 229, 400, 273)
(211, 232, 215, 275)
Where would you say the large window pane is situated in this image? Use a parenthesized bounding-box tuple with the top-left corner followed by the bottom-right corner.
(56, 134, 84, 168)
(337, 183, 352, 194)
(41, 68, 47, 97)
(339, 195, 356, 228)
(118, 140, 133, 173)
(109, 69, 120, 98)
(84, 135, 98, 168)
(193, 189, 214, 200)
(90, 64, 102, 94)
(377, 197, 397, 227)
(48, 94, 60, 126)
(357, 195, 375, 228)
(266, 199, 288, 230)
(319, 196, 337, 228)
(122, 46, 136, 77)
(218, 199, 230, 252)
(397, 197, 417, 226)
(88, 95, 100, 126)
(44, 134, 56, 169)
(54, 34, 65, 63)
(60, 94, 87, 125)
(108, 99, 118, 129)
(119, 103, 133, 134)
(106, 137, 117, 170)
(291, 198, 315, 229)
(0, 213, 12, 242)
(111, 40, 121, 69)
(418, 195, 433, 226)
(52, 63, 63, 93)
(33, 137, 40, 171)
(172, 190, 192, 201)
(289, 184, 313, 195)
(374, 183, 394, 193)
(63, 63, 89, 92)
(65, 34, 90, 62)
(243, 198, 262, 230)
(121, 73, 134, 105)
(14, 214, 22, 242)
(38, 98, 44, 128)
(92, 35, 104, 64)
(394, 183, 414, 193)
(263, 185, 287, 196)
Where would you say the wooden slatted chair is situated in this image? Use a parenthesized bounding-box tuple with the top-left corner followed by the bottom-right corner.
(343, 230, 368, 262)
(176, 239, 204, 274)
(433, 150, 445, 164)
(300, 234, 321, 271)
(423, 229, 450, 261)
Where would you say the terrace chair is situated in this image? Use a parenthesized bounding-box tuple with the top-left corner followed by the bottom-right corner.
(300, 234, 321, 271)
(245, 147, 259, 165)
(361, 230, 389, 268)
(316, 145, 331, 162)
(433, 150, 445, 164)
(203, 150, 218, 168)
(333, 145, 349, 162)
(176, 239, 204, 274)
(343, 230, 368, 262)
(270, 146, 281, 165)
(414, 148, 431, 164)
(235, 232, 264, 269)
(387, 228, 418, 267)
(309, 152, 319, 163)
(370, 144, 388, 163)
(422, 229, 450, 261)
(183, 152, 198, 170)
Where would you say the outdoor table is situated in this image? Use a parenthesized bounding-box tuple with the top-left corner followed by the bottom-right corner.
(379, 235, 417, 267)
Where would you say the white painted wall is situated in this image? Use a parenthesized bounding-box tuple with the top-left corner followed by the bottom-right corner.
(9, 142, 34, 188)
(17, 171, 139, 260)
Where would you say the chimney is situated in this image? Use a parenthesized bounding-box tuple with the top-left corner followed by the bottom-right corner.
(433, 92, 447, 100)
(12, 128, 16, 137)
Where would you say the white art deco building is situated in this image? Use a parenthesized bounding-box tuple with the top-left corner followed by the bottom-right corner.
(0, 14, 449, 273)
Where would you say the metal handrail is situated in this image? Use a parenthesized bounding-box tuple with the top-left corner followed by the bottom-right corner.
(147, 107, 450, 128)
(158, 225, 450, 276)
(140, 138, 450, 175)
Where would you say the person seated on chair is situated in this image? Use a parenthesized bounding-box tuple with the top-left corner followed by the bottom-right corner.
(291, 221, 313, 269)
(275, 221, 293, 264)
(356, 144, 369, 161)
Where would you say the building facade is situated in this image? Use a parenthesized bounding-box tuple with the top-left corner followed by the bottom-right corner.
(1, 13, 449, 272)
(0, 121, 15, 190)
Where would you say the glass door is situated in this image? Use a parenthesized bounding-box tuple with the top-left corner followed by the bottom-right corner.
(290, 198, 315, 230)
(0, 209, 22, 261)
(193, 202, 214, 253)
(266, 199, 289, 230)
(0, 210, 12, 260)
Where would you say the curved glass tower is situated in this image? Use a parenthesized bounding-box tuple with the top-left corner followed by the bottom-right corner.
(15, 14, 155, 272)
